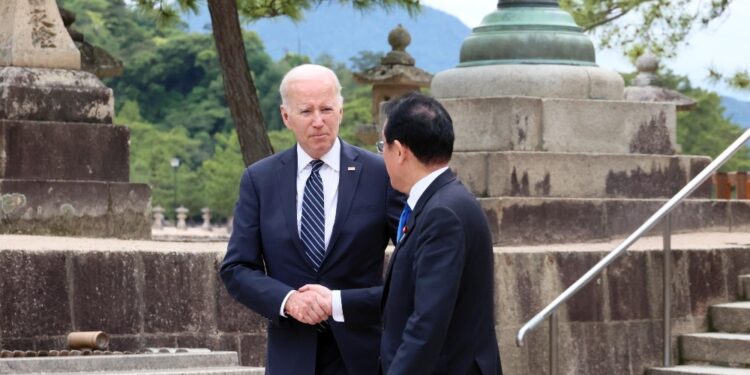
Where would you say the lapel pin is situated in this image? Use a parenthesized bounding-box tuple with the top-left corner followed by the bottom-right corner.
(347, 166, 356, 171)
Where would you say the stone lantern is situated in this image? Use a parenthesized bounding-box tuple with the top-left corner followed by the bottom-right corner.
(624, 54, 696, 111)
(353, 25, 433, 129)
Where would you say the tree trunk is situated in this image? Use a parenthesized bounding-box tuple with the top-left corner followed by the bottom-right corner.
(207, 0, 274, 166)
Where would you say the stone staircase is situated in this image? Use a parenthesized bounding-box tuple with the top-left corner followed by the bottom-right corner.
(648, 275, 750, 374)
(0, 351, 265, 375)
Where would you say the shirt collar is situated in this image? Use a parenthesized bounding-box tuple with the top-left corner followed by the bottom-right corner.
(406, 166, 449, 209)
(297, 138, 341, 174)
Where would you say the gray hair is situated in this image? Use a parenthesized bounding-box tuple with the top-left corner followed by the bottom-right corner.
(279, 64, 344, 107)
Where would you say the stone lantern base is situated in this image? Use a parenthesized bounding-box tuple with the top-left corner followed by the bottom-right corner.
(0, 67, 151, 239)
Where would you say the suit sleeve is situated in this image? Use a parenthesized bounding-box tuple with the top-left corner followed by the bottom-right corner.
(340, 286, 383, 326)
(220, 168, 294, 324)
(388, 207, 466, 375)
(339, 177, 405, 326)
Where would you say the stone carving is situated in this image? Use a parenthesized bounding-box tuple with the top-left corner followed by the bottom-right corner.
(28, 0, 57, 48)
(0, 0, 80, 69)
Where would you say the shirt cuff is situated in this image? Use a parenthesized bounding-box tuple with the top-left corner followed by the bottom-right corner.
(280, 290, 295, 317)
(332, 290, 345, 322)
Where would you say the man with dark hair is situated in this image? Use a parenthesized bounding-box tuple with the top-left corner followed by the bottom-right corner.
(221, 64, 401, 375)
(303, 92, 502, 374)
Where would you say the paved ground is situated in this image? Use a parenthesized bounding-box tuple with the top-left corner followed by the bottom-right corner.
(2, 231, 750, 253)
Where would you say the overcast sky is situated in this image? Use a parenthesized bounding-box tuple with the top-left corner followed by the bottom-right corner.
(421, 0, 750, 101)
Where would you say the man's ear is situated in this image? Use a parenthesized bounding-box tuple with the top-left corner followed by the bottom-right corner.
(393, 140, 408, 164)
(280, 105, 290, 128)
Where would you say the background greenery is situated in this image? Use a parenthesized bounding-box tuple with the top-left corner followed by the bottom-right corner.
(59, 0, 750, 220)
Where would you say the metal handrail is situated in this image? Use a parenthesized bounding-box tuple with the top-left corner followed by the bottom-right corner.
(516, 127, 750, 374)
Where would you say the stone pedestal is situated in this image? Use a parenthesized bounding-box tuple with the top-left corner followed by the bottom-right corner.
(440, 91, 747, 245)
(0, 69, 150, 239)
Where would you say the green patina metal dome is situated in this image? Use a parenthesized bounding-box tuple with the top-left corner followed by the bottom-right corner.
(459, 0, 596, 67)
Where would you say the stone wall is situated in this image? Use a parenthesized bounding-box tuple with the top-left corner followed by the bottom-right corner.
(1, 236, 749, 374)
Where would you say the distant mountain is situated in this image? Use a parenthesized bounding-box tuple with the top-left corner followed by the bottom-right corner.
(182, 3, 472, 73)
(722, 96, 750, 128)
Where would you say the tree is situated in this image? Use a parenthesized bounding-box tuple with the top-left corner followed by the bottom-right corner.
(560, 0, 748, 89)
(135, 0, 419, 167)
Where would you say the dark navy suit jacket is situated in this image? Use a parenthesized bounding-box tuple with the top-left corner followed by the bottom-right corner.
(342, 170, 502, 375)
(220, 141, 400, 375)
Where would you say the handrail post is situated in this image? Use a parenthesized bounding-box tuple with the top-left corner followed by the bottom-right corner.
(550, 310, 558, 375)
(663, 214, 672, 367)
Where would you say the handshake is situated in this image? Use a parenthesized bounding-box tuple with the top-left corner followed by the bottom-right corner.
(284, 284, 334, 325)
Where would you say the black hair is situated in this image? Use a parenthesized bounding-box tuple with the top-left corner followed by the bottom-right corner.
(383, 92, 454, 165)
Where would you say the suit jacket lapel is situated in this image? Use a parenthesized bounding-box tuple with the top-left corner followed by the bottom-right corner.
(319, 141, 362, 272)
(381, 169, 457, 307)
(275, 147, 313, 269)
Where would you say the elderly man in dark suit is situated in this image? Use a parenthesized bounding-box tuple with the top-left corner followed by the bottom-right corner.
(302, 92, 502, 375)
(221, 64, 400, 375)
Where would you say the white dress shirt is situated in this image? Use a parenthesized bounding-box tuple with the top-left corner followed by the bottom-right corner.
(279, 139, 341, 316)
(331, 166, 450, 322)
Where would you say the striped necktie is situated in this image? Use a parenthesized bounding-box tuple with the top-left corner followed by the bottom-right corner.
(301, 160, 326, 271)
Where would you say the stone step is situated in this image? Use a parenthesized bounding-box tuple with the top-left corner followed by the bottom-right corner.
(451, 151, 710, 199)
(740, 275, 750, 300)
(647, 365, 750, 374)
(35, 367, 265, 375)
(0, 352, 242, 373)
(479, 197, 750, 245)
(711, 302, 750, 333)
(680, 332, 750, 366)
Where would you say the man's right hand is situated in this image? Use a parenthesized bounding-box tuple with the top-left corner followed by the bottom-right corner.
(284, 290, 331, 324)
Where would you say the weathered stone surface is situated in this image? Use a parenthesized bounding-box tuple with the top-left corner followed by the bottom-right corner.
(239, 334, 266, 367)
(649, 365, 750, 374)
(741, 275, 750, 300)
(440, 97, 677, 154)
(0, 0, 80, 70)
(0, 179, 151, 239)
(0, 250, 71, 337)
(432, 65, 624, 100)
(711, 302, 750, 333)
(542, 99, 677, 155)
(479, 197, 750, 246)
(142, 252, 216, 333)
(450, 151, 710, 199)
(71, 251, 142, 334)
(0, 120, 129, 181)
(687, 250, 727, 317)
(0, 67, 113, 123)
(481, 197, 607, 245)
(0, 352, 243, 373)
(680, 332, 750, 365)
(722, 250, 750, 301)
(108, 183, 151, 240)
(608, 253, 650, 320)
(556, 253, 605, 322)
(2, 235, 750, 373)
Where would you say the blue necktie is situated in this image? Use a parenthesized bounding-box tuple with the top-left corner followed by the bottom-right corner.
(397, 204, 412, 243)
(301, 160, 326, 271)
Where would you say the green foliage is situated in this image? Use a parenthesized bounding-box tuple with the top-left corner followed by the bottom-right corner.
(560, 0, 732, 58)
(677, 89, 750, 172)
(200, 132, 245, 217)
(118, 102, 206, 219)
(559, 1, 750, 91)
